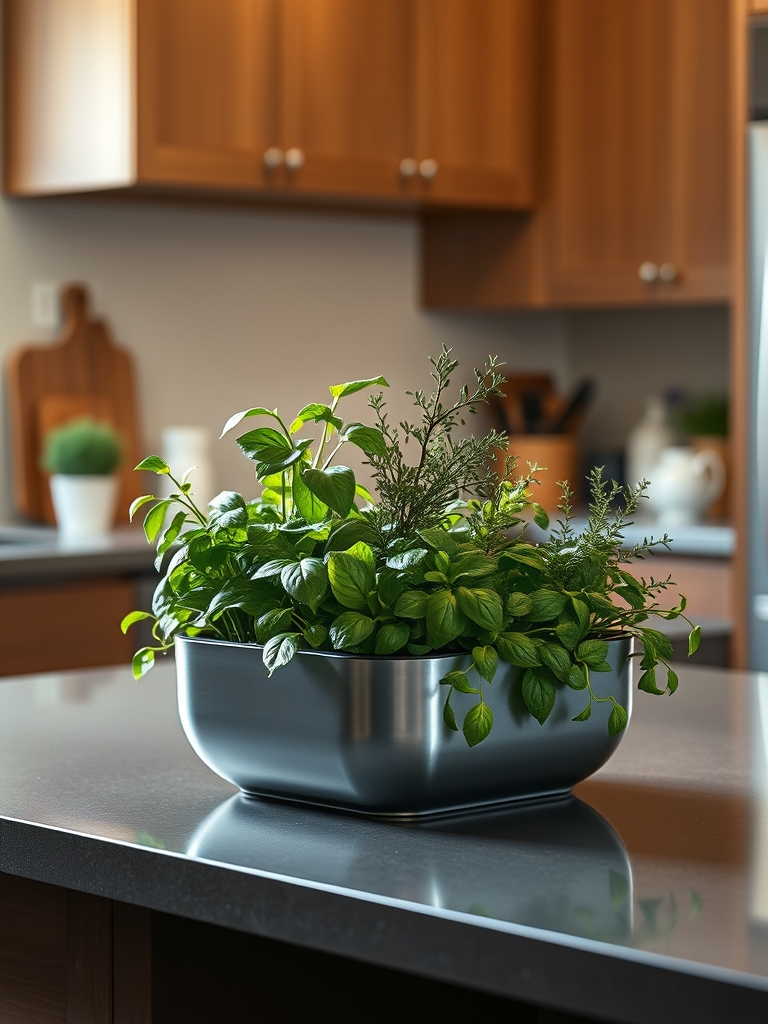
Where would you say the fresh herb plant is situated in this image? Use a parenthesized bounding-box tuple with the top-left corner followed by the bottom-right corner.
(42, 417, 122, 475)
(123, 348, 699, 747)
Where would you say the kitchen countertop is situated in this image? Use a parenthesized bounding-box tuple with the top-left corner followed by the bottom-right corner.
(0, 523, 156, 583)
(1, 660, 767, 1023)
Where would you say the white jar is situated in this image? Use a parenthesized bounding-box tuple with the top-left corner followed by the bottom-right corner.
(651, 446, 726, 527)
(160, 427, 214, 511)
(50, 475, 119, 538)
(625, 397, 675, 509)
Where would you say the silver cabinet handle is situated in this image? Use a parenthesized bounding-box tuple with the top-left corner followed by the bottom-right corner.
(284, 148, 305, 171)
(659, 262, 678, 283)
(263, 147, 284, 169)
(638, 261, 659, 283)
(399, 157, 418, 178)
(419, 158, 438, 180)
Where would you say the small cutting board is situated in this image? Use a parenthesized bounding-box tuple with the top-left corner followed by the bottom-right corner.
(6, 284, 143, 524)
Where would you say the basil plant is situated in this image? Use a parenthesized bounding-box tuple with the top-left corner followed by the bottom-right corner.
(123, 348, 699, 747)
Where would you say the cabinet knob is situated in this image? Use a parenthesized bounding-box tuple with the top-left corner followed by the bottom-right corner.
(263, 147, 284, 169)
(659, 262, 678, 283)
(419, 158, 438, 181)
(285, 148, 306, 171)
(399, 157, 418, 178)
(638, 261, 659, 283)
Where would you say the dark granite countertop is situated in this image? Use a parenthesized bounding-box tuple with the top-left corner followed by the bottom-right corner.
(1, 659, 767, 1023)
(0, 524, 156, 584)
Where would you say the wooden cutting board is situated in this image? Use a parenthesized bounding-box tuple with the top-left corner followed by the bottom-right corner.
(6, 284, 143, 524)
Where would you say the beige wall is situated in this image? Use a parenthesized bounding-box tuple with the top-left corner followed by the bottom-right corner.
(0, 195, 571, 520)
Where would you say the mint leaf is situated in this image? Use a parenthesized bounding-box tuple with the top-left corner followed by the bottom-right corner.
(608, 702, 629, 736)
(522, 667, 556, 725)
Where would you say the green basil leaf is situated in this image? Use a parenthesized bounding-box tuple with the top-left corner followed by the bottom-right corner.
(506, 592, 533, 617)
(325, 519, 380, 553)
(472, 645, 498, 683)
(533, 503, 549, 529)
(498, 547, 545, 570)
(576, 639, 610, 668)
(280, 558, 328, 611)
(567, 664, 588, 690)
(638, 667, 664, 695)
(522, 667, 556, 725)
(667, 666, 679, 694)
(539, 643, 571, 682)
(408, 643, 433, 656)
(220, 407, 279, 438)
(462, 703, 494, 747)
(292, 467, 329, 523)
(129, 494, 156, 521)
(641, 627, 674, 663)
(329, 611, 375, 649)
(291, 403, 343, 433)
(528, 590, 569, 622)
(386, 549, 429, 571)
(689, 624, 701, 656)
(302, 623, 327, 649)
(376, 568, 406, 609)
(426, 589, 466, 649)
(417, 528, 460, 556)
(256, 607, 294, 643)
(132, 647, 156, 678)
(143, 500, 173, 543)
(135, 456, 170, 475)
(496, 631, 541, 668)
(328, 551, 375, 610)
(329, 376, 389, 399)
(443, 670, 479, 694)
(394, 590, 430, 619)
(608, 702, 629, 736)
(455, 587, 503, 632)
(443, 700, 459, 731)
(121, 610, 153, 634)
(374, 621, 410, 655)
(555, 620, 581, 651)
(572, 703, 592, 722)
(571, 598, 591, 633)
(450, 553, 497, 581)
(302, 466, 356, 518)
(236, 426, 293, 464)
(263, 632, 300, 675)
(252, 558, 295, 579)
(343, 423, 387, 458)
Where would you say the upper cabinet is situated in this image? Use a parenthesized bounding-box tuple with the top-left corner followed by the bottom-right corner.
(4, 0, 539, 211)
(423, 0, 734, 308)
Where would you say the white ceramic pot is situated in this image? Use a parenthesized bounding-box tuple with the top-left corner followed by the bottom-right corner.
(651, 446, 726, 527)
(50, 475, 119, 539)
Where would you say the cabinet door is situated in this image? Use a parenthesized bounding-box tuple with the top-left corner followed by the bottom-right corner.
(137, 0, 280, 189)
(279, 0, 412, 198)
(542, 0, 731, 305)
(413, 0, 538, 208)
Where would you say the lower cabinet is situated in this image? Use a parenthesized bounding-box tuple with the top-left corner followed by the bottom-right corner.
(0, 576, 148, 677)
(0, 872, 602, 1024)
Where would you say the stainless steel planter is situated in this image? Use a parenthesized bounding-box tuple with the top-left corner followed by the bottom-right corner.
(176, 635, 631, 817)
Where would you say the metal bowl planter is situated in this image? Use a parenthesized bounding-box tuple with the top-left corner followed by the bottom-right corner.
(176, 634, 631, 818)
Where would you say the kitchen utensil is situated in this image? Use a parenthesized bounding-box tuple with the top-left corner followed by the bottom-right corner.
(6, 284, 142, 524)
(549, 380, 595, 434)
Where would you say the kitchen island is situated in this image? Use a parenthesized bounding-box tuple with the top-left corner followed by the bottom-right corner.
(1, 659, 767, 1023)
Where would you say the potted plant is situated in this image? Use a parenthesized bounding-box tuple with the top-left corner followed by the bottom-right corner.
(42, 417, 123, 538)
(123, 349, 698, 816)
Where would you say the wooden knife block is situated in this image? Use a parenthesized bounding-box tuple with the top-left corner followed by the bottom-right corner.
(498, 435, 579, 513)
(6, 284, 143, 525)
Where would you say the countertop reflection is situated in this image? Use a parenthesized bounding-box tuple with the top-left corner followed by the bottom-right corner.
(1, 659, 768, 1017)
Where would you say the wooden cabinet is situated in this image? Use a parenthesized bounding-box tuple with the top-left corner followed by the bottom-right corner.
(5, 0, 538, 211)
(412, 0, 538, 208)
(423, 0, 733, 308)
(0, 576, 142, 677)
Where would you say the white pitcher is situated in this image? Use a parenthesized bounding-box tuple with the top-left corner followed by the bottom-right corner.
(651, 446, 726, 526)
